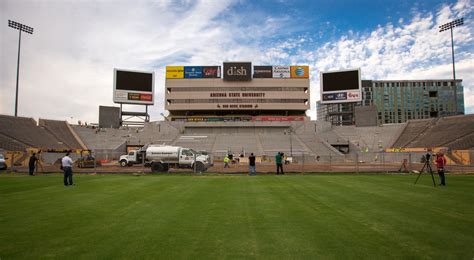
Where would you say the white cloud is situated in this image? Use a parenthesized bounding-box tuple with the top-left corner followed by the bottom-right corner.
(284, 0, 474, 118)
(1, 0, 473, 124)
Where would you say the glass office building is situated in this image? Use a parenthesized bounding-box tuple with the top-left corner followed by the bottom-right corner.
(318, 79, 464, 125)
(366, 80, 464, 124)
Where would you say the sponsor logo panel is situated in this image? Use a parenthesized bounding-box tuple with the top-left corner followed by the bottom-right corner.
(166, 66, 184, 79)
(290, 66, 309, 78)
(273, 66, 291, 78)
(252, 116, 305, 121)
(347, 91, 361, 101)
(223, 62, 252, 81)
(140, 93, 153, 101)
(322, 92, 347, 101)
(128, 93, 141, 100)
(202, 66, 221, 78)
(253, 66, 273, 78)
(184, 66, 203, 78)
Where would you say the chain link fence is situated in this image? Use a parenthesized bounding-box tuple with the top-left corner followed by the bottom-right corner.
(209, 150, 474, 174)
(3, 149, 473, 174)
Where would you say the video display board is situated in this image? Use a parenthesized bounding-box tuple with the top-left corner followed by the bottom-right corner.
(320, 68, 361, 104)
(113, 69, 154, 105)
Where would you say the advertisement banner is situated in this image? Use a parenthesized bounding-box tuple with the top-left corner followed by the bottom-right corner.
(223, 62, 252, 81)
(346, 91, 361, 101)
(322, 92, 347, 102)
(114, 91, 153, 104)
(253, 66, 273, 78)
(252, 116, 305, 121)
(202, 66, 221, 78)
(290, 66, 309, 78)
(184, 66, 203, 78)
(166, 66, 184, 79)
(273, 66, 291, 78)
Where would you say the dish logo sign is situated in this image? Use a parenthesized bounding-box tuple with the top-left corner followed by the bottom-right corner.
(223, 62, 251, 81)
(347, 91, 361, 101)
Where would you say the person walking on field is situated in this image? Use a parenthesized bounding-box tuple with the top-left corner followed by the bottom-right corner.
(275, 152, 284, 175)
(248, 153, 256, 176)
(435, 152, 447, 186)
(62, 152, 74, 186)
(224, 155, 230, 168)
(28, 153, 38, 176)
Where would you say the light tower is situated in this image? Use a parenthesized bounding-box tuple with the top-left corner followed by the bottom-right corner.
(8, 20, 34, 117)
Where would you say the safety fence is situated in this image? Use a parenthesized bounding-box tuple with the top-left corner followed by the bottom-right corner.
(2, 150, 473, 174)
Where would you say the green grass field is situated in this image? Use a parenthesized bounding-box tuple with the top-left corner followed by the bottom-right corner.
(1, 174, 473, 259)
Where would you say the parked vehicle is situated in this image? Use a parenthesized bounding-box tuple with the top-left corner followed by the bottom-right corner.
(119, 145, 212, 173)
(0, 153, 7, 170)
(77, 155, 100, 168)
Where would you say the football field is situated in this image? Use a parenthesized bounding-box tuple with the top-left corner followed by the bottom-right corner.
(1, 174, 473, 259)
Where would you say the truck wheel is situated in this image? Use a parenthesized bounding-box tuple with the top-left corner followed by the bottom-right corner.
(151, 163, 164, 173)
(120, 160, 128, 167)
(162, 164, 169, 172)
(195, 162, 206, 172)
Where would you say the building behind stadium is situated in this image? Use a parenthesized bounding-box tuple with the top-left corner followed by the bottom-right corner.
(317, 79, 464, 125)
(165, 62, 310, 122)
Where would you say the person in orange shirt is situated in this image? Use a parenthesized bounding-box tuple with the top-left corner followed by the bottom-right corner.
(435, 152, 447, 186)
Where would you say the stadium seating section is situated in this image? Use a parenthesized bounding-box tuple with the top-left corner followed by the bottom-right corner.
(2, 113, 473, 162)
(392, 115, 474, 150)
(0, 115, 69, 150)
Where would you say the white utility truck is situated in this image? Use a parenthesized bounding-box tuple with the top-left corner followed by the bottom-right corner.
(119, 145, 212, 173)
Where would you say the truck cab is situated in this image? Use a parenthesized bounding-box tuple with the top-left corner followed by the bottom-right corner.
(119, 150, 143, 167)
(178, 148, 196, 167)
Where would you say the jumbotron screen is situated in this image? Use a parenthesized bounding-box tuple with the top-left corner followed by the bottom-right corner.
(321, 70, 359, 92)
(116, 70, 153, 92)
(114, 69, 154, 105)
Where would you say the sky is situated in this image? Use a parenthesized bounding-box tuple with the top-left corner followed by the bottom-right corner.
(1, 0, 473, 123)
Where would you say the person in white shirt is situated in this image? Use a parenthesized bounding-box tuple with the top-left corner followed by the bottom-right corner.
(61, 152, 74, 186)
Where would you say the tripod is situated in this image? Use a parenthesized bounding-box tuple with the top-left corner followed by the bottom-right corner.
(414, 159, 436, 186)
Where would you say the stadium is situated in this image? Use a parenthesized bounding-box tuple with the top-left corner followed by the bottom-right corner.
(1, 63, 473, 174)
(1, 61, 474, 258)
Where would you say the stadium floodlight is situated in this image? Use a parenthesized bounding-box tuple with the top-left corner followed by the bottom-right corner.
(8, 20, 34, 117)
(439, 18, 463, 114)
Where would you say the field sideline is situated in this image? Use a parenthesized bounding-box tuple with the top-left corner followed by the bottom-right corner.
(1, 174, 473, 259)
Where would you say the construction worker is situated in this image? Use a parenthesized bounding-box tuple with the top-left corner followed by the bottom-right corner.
(224, 155, 230, 168)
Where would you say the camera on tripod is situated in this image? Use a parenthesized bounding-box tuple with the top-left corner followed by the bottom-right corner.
(425, 152, 431, 161)
(415, 149, 436, 186)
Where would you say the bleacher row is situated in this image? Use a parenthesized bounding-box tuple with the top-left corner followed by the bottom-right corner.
(0, 115, 83, 150)
(392, 114, 474, 150)
(172, 133, 340, 157)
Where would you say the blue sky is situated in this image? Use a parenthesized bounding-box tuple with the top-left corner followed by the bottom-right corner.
(1, 0, 473, 122)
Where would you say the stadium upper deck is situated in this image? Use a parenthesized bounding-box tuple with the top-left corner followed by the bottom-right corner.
(165, 63, 310, 121)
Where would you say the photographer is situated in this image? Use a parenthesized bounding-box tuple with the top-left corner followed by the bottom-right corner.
(435, 152, 447, 186)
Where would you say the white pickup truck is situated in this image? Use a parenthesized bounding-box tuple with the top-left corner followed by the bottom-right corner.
(119, 145, 211, 173)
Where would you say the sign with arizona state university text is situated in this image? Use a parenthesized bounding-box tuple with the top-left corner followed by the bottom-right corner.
(223, 62, 251, 81)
